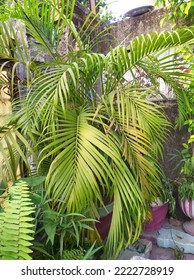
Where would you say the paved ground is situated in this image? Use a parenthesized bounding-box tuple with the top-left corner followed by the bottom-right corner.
(118, 219, 194, 260)
(150, 244, 194, 260)
(117, 217, 194, 260)
(142, 218, 194, 260)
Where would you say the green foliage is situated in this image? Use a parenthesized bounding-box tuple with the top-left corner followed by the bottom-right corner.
(0, 0, 6, 5)
(179, 180, 194, 201)
(0, 179, 35, 260)
(32, 202, 99, 260)
(178, 141, 194, 200)
(176, 76, 194, 200)
(155, 0, 194, 24)
(160, 177, 176, 216)
(77, 0, 115, 22)
(42, 207, 95, 254)
(155, 0, 194, 202)
(63, 242, 102, 260)
(170, 138, 194, 201)
(180, 143, 194, 176)
(63, 247, 86, 260)
(174, 244, 185, 259)
(0, 0, 194, 258)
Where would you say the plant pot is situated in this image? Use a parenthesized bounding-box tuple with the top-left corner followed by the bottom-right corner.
(95, 202, 113, 240)
(178, 198, 194, 236)
(142, 199, 169, 232)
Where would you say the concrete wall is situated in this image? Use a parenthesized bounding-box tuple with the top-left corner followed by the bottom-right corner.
(101, 7, 169, 54)
(158, 100, 189, 179)
(101, 6, 193, 54)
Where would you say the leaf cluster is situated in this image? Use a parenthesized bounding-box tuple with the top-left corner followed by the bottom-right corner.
(0, 179, 35, 260)
(155, 0, 194, 24)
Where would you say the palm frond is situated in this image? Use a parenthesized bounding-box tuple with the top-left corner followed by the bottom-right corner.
(137, 54, 194, 126)
(8, 0, 83, 58)
(38, 108, 114, 212)
(0, 126, 37, 184)
(78, 0, 115, 49)
(104, 27, 194, 94)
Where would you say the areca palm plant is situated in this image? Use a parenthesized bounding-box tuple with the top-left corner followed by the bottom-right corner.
(0, 0, 194, 258)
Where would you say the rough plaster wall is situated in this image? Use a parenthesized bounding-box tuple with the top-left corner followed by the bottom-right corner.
(159, 101, 189, 179)
(101, 8, 170, 54)
(114, 8, 169, 44)
(101, 7, 193, 53)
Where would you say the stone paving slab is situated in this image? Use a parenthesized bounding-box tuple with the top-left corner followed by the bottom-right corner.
(118, 218, 194, 260)
(117, 239, 152, 260)
(130, 256, 149, 260)
(139, 218, 194, 260)
(157, 228, 194, 254)
(150, 244, 194, 260)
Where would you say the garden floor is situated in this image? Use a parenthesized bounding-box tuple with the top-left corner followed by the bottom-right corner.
(150, 243, 194, 260)
(141, 218, 194, 260)
(117, 217, 194, 260)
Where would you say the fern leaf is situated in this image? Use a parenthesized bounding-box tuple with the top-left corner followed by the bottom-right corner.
(0, 180, 35, 260)
(63, 248, 86, 260)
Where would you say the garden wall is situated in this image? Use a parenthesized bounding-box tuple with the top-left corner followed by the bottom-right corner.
(100, 6, 193, 54)
(101, 7, 170, 54)
(157, 100, 188, 179)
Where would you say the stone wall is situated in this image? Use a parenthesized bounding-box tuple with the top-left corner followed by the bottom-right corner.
(101, 7, 170, 54)
(158, 100, 188, 180)
(101, 6, 193, 54)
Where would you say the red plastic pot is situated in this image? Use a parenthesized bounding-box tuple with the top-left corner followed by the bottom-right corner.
(143, 200, 169, 232)
(95, 202, 113, 240)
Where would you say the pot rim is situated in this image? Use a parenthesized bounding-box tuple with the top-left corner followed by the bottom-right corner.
(150, 198, 169, 207)
(99, 202, 113, 217)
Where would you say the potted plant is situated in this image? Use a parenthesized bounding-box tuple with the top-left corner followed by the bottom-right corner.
(177, 136, 194, 235)
(95, 201, 113, 240)
(143, 176, 175, 232)
(0, 0, 194, 259)
(172, 77, 194, 235)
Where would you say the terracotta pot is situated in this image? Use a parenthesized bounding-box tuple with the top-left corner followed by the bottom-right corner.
(143, 199, 169, 232)
(95, 202, 113, 240)
(178, 198, 194, 236)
